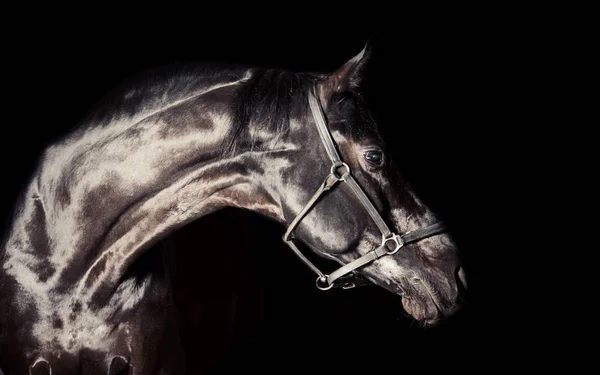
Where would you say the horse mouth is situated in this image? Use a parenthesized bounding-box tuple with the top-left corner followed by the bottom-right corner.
(400, 279, 451, 325)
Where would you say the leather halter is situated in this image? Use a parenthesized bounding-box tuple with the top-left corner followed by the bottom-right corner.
(282, 85, 447, 290)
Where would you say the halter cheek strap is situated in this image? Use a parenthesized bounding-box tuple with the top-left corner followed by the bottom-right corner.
(283, 86, 447, 290)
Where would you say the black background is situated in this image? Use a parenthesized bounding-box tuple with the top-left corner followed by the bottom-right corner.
(1, 7, 553, 374)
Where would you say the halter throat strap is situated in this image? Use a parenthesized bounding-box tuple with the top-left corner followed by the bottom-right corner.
(282, 86, 447, 290)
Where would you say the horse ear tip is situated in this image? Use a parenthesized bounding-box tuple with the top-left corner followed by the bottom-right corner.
(362, 41, 372, 54)
(360, 37, 376, 56)
(349, 43, 370, 64)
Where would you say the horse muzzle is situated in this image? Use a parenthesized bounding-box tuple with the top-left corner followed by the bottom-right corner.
(400, 265, 467, 325)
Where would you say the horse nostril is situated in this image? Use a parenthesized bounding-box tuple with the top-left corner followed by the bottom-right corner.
(109, 356, 130, 375)
(30, 360, 50, 375)
(457, 266, 467, 290)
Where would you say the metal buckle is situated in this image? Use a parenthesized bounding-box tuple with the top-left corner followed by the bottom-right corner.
(316, 276, 334, 291)
(382, 233, 404, 255)
(330, 162, 351, 181)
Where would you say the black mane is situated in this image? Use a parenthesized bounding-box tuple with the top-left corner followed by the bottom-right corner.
(226, 67, 318, 153)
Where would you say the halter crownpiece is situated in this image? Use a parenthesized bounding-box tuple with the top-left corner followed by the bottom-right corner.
(283, 85, 448, 290)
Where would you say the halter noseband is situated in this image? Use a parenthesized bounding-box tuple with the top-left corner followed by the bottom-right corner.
(282, 85, 447, 290)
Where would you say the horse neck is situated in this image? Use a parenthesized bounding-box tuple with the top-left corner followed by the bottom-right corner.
(1, 77, 285, 302)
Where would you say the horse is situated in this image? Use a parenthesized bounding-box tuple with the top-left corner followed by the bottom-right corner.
(0, 45, 466, 374)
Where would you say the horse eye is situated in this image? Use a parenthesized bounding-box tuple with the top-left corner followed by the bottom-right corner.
(364, 150, 383, 165)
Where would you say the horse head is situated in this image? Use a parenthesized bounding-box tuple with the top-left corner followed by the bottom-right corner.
(258, 46, 467, 324)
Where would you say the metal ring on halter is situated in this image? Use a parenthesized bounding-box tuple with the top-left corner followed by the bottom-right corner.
(330, 162, 351, 181)
(382, 233, 404, 255)
(316, 276, 334, 290)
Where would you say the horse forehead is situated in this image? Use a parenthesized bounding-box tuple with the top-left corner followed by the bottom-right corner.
(329, 117, 382, 147)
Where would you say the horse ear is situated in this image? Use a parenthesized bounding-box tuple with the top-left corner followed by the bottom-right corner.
(317, 43, 370, 107)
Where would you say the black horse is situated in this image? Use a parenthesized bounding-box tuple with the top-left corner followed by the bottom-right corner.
(0, 45, 465, 374)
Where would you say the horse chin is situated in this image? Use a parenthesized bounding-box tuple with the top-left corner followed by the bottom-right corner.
(400, 279, 449, 326)
(401, 294, 442, 326)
